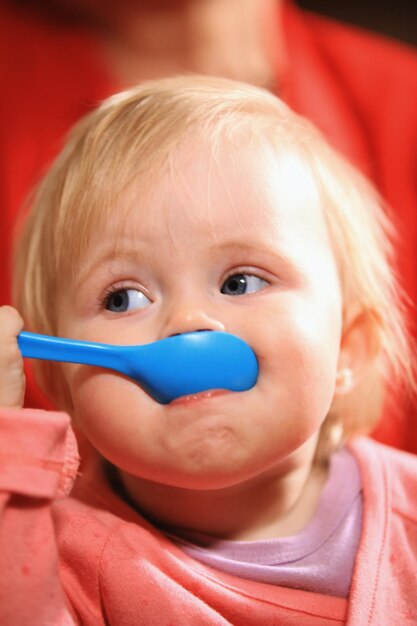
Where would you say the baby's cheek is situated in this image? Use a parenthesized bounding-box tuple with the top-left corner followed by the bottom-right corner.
(68, 369, 138, 436)
(69, 373, 109, 434)
(291, 335, 338, 415)
(269, 317, 337, 410)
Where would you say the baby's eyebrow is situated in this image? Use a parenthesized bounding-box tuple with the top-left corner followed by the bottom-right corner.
(211, 238, 290, 260)
(75, 245, 150, 287)
(211, 238, 300, 275)
(211, 240, 271, 254)
(75, 237, 294, 287)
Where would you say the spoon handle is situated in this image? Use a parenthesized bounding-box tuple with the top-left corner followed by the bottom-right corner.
(17, 331, 121, 370)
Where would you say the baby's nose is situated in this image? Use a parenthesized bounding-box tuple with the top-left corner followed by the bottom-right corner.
(161, 305, 225, 339)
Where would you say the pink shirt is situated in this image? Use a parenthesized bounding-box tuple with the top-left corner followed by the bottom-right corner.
(166, 448, 362, 597)
(1, 408, 417, 625)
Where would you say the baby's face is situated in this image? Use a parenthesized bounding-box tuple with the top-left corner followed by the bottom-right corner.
(57, 133, 343, 490)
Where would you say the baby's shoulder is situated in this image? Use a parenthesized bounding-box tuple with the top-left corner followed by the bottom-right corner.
(350, 436, 417, 523)
(51, 487, 176, 619)
(53, 477, 159, 552)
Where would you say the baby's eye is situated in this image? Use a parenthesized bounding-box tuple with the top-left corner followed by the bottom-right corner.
(105, 288, 151, 313)
(220, 273, 268, 296)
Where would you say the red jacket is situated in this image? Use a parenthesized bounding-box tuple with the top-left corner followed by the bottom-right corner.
(1, 408, 417, 625)
(1, 2, 417, 449)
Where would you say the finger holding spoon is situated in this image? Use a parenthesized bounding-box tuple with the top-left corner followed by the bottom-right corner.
(0, 306, 26, 409)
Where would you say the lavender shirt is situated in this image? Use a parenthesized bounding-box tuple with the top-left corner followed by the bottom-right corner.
(167, 448, 362, 598)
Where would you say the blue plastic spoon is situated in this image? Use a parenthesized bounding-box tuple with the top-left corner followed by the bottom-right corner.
(17, 331, 258, 404)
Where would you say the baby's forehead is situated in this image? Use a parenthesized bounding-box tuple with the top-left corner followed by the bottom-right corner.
(124, 129, 320, 208)
(66, 125, 334, 283)
(81, 137, 330, 264)
(166, 134, 319, 215)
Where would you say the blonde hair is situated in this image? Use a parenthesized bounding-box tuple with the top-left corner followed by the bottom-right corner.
(13, 74, 415, 444)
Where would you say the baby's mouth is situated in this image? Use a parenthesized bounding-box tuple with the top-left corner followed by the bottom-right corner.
(168, 389, 229, 406)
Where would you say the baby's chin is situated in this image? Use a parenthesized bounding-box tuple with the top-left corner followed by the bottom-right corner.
(116, 458, 266, 494)
(99, 417, 269, 493)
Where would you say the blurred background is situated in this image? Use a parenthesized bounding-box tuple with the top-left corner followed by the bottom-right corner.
(5, 0, 417, 46)
(6, 0, 417, 45)
(300, 0, 417, 46)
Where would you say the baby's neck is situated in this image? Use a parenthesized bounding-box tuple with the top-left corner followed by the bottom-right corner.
(118, 442, 328, 542)
(96, 0, 286, 90)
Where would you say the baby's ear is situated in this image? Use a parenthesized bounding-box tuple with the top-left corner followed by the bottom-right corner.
(334, 309, 381, 397)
